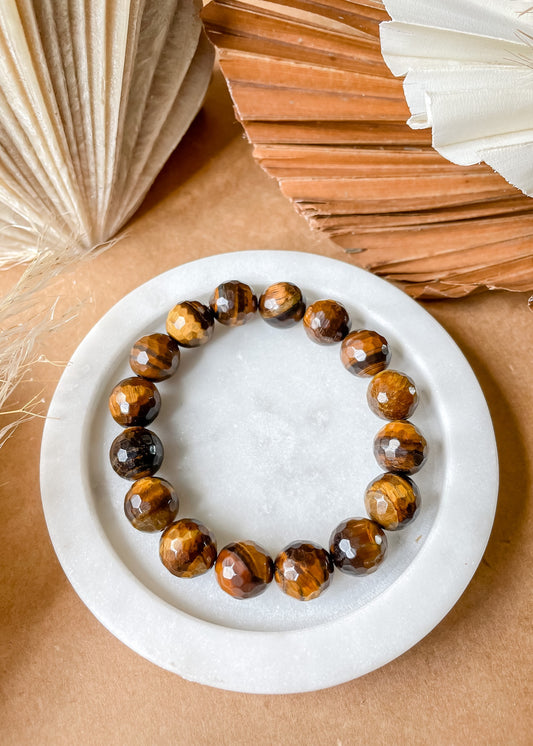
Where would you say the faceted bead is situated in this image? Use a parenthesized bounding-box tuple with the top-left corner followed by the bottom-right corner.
(367, 369, 418, 420)
(274, 541, 333, 601)
(215, 541, 274, 599)
(124, 477, 179, 532)
(166, 300, 214, 347)
(108, 376, 161, 427)
(364, 473, 420, 531)
(259, 282, 306, 328)
(329, 518, 387, 576)
(159, 519, 217, 578)
(109, 426, 164, 480)
(129, 333, 180, 380)
(303, 300, 351, 345)
(210, 281, 257, 326)
(373, 420, 427, 474)
(340, 330, 391, 377)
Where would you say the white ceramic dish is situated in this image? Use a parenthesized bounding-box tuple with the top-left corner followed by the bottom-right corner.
(40, 251, 498, 693)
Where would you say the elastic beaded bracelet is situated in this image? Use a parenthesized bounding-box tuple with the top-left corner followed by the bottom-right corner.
(108, 280, 427, 602)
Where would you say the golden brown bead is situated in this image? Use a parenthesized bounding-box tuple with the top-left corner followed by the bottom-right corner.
(329, 518, 387, 575)
(108, 377, 161, 427)
(109, 427, 164, 480)
(129, 333, 180, 380)
(303, 299, 351, 345)
(210, 281, 257, 326)
(124, 477, 179, 532)
(259, 282, 306, 328)
(364, 473, 420, 531)
(159, 519, 217, 578)
(215, 541, 274, 599)
(274, 541, 333, 601)
(367, 369, 418, 420)
(166, 300, 214, 347)
(373, 420, 427, 474)
(340, 329, 391, 377)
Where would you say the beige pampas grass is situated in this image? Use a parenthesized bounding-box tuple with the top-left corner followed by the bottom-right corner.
(0, 235, 85, 445)
(0, 0, 214, 441)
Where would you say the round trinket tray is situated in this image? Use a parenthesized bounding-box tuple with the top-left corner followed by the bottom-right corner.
(40, 251, 498, 693)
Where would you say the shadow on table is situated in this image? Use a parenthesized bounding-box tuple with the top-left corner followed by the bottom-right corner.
(449, 332, 529, 578)
(133, 67, 244, 222)
(391, 323, 530, 650)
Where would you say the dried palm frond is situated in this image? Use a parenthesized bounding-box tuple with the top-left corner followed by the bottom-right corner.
(202, 0, 533, 298)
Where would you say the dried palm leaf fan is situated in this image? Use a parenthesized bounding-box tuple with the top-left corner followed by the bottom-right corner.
(0, 0, 213, 263)
(202, 0, 533, 298)
(0, 0, 213, 444)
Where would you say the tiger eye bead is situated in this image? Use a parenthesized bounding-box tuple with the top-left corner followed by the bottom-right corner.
(129, 333, 180, 380)
(303, 300, 351, 345)
(330, 518, 387, 576)
(109, 426, 164, 480)
(215, 541, 274, 599)
(108, 377, 161, 427)
(259, 282, 306, 328)
(210, 281, 257, 326)
(274, 541, 333, 601)
(364, 473, 420, 531)
(124, 477, 179, 532)
(159, 519, 217, 578)
(166, 301, 214, 347)
(367, 369, 418, 420)
(373, 420, 427, 474)
(341, 330, 391, 377)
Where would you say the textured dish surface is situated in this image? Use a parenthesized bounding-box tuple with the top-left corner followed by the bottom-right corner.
(40, 251, 498, 693)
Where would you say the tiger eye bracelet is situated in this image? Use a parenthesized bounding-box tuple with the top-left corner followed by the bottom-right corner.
(108, 280, 427, 602)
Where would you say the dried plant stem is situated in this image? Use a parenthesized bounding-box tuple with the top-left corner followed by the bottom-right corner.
(0, 233, 115, 447)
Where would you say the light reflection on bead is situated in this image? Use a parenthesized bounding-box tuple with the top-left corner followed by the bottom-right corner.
(374, 420, 427, 474)
(340, 330, 391, 377)
(108, 377, 161, 427)
(303, 300, 351, 345)
(124, 476, 179, 532)
(274, 541, 333, 601)
(367, 370, 418, 420)
(330, 518, 387, 575)
(215, 541, 274, 599)
(364, 473, 420, 530)
(159, 519, 217, 578)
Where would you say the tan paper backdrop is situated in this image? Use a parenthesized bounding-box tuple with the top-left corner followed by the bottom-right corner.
(1, 70, 531, 745)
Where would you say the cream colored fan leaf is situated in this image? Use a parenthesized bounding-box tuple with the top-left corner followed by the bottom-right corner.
(0, 0, 214, 265)
(380, 0, 533, 196)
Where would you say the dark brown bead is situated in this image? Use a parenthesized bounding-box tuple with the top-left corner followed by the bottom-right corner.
(259, 282, 306, 328)
(210, 281, 257, 326)
(373, 420, 427, 474)
(109, 426, 164, 480)
(159, 519, 217, 578)
(274, 541, 333, 601)
(330, 518, 387, 576)
(215, 541, 274, 599)
(124, 477, 179, 532)
(108, 377, 161, 427)
(303, 300, 351, 344)
(367, 369, 418, 420)
(166, 300, 214, 347)
(341, 329, 391, 377)
(129, 333, 180, 380)
(364, 473, 420, 531)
